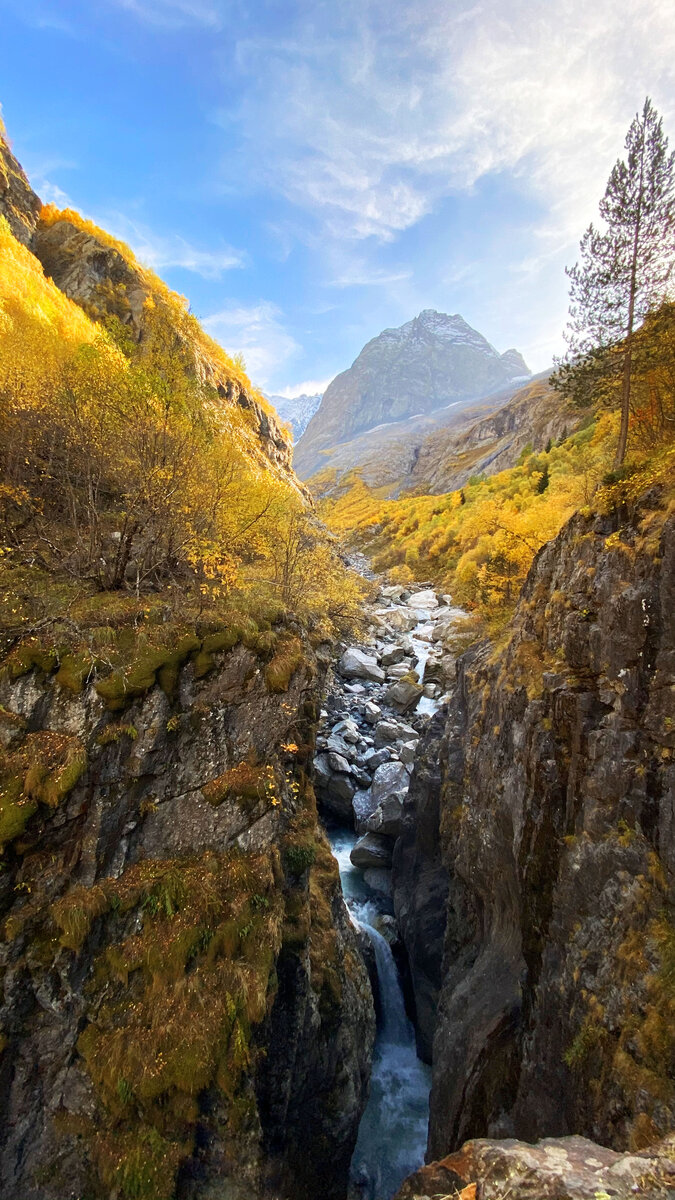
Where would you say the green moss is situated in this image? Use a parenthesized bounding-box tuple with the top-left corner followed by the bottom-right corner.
(54, 652, 100, 694)
(1, 732, 87, 851)
(52, 884, 110, 951)
(74, 849, 284, 1196)
(5, 642, 59, 681)
(264, 635, 305, 693)
(284, 842, 317, 878)
(202, 762, 274, 809)
(191, 624, 257, 679)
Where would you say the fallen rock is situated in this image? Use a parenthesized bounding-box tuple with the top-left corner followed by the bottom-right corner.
(380, 645, 407, 667)
(338, 648, 385, 683)
(365, 794, 405, 838)
(371, 760, 410, 805)
(363, 747, 390, 769)
(328, 751, 351, 774)
(332, 718, 360, 743)
(363, 700, 382, 725)
(408, 588, 439, 609)
(395, 1134, 675, 1200)
(350, 832, 394, 868)
(373, 720, 404, 747)
(399, 742, 418, 765)
(386, 662, 416, 680)
(385, 678, 424, 713)
(379, 585, 406, 601)
(353, 788, 377, 829)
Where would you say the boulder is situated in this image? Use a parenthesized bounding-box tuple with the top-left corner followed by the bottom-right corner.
(363, 700, 382, 725)
(379, 585, 406, 601)
(385, 678, 424, 714)
(380, 645, 406, 667)
(313, 753, 332, 788)
(363, 747, 390, 769)
(399, 742, 418, 765)
(373, 720, 403, 747)
(332, 718, 360, 743)
(395, 1135, 675, 1200)
(338, 648, 385, 682)
(365, 794, 405, 838)
(373, 607, 420, 633)
(386, 662, 416, 680)
(353, 788, 377, 829)
(371, 760, 410, 805)
(350, 833, 394, 869)
(408, 589, 439, 609)
(328, 773, 355, 802)
(328, 751, 351, 774)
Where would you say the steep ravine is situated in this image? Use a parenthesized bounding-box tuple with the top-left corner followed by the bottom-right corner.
(312, 582, 463, 1197)
(392, 485, 675, 1198)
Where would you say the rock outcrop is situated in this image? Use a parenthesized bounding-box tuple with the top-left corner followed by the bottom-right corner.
(295, 311, 530, 480)
(396, 1133, 675, 1199)
(0, 130, 41, 245)
(0, 626, 374, 1200)
(0, 132, 298, 491)
(394, 484, 675, 1158)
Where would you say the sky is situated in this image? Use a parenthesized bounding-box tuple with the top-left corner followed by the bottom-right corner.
(1, 0, 675, 396)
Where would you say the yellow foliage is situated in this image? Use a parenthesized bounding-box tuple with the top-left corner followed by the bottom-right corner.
(323, 413, 619, 627)
(0, 215, 363, 642)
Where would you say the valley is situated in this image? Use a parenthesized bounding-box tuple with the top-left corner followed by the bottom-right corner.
(1, 99, 675, 1200)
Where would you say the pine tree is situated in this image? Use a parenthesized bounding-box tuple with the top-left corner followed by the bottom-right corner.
(556, 98, 675, 466)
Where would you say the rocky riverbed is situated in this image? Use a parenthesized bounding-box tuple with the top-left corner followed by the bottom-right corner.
(314, 581, 467, 1200)
(314, 583, 465, 870)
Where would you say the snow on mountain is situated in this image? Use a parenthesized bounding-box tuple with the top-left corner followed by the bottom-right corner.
(294, 310, 531, 480)
(265, 392, 323, 442)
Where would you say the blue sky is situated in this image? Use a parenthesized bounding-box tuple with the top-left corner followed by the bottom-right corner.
(1, 0, 675, 395)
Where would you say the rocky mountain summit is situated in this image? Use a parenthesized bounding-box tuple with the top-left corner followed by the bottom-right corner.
(294, 311, 530, 480)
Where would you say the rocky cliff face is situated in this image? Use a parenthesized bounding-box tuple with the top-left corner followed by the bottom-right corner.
(0, 133, 297, 490)
(0, 131, 41, 246)
(394, 483, 675, 1158)
(0, 628, 374, 1200)
(295, 311, 530, 480)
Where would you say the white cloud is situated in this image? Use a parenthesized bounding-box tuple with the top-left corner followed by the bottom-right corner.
(202, 302, 299, 388)
(111, 0, 223, 28)
(230, 0, 675, 252)
(86, 213, 245, 279)
(273, 377, 333, 399)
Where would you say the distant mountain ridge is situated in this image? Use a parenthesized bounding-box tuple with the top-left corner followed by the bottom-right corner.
(265, 391, 323, 441)
(294, 309, 530, 479)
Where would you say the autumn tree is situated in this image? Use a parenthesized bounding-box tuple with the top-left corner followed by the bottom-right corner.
(555, 98, 675, 466)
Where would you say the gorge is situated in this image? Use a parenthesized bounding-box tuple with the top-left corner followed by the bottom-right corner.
(1, 114, 675, 1200)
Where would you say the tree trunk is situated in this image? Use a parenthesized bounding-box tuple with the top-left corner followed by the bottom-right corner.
(614, 336, 633, 468)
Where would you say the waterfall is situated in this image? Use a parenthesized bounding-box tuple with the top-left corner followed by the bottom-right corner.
(328, 828, 431, 1200)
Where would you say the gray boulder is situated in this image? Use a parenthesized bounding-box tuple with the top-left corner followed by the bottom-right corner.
(338, 648, 385, 683)
(385, 678, 423, 713)
(371, 760, 409, 805)
(363, 700, 382, 725)
(365, 795, 405, 839)
(350, 833, 393, 868)
(380, 645, 406, 667)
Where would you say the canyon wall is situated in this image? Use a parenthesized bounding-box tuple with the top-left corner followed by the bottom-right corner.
(394, 482, 675, 1158)
(0, 628, 374, 1200)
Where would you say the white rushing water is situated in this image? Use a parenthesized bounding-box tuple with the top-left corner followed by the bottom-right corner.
(328, 828, 431, 1200)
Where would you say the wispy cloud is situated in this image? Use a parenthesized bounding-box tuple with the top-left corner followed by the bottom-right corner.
(111, 0, 223, 29)
(328, 265, 412, 288)
(272, 377, 333, 399)
(229, 0, 675, 250)
(203, 302, 299, 388)
(107, 216, 245, 278)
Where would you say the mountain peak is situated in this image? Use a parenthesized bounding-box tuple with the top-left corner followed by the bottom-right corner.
(294, 311, 531, 479)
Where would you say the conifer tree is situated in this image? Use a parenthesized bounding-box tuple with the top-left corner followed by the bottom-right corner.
(556, 98, 675, 466)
